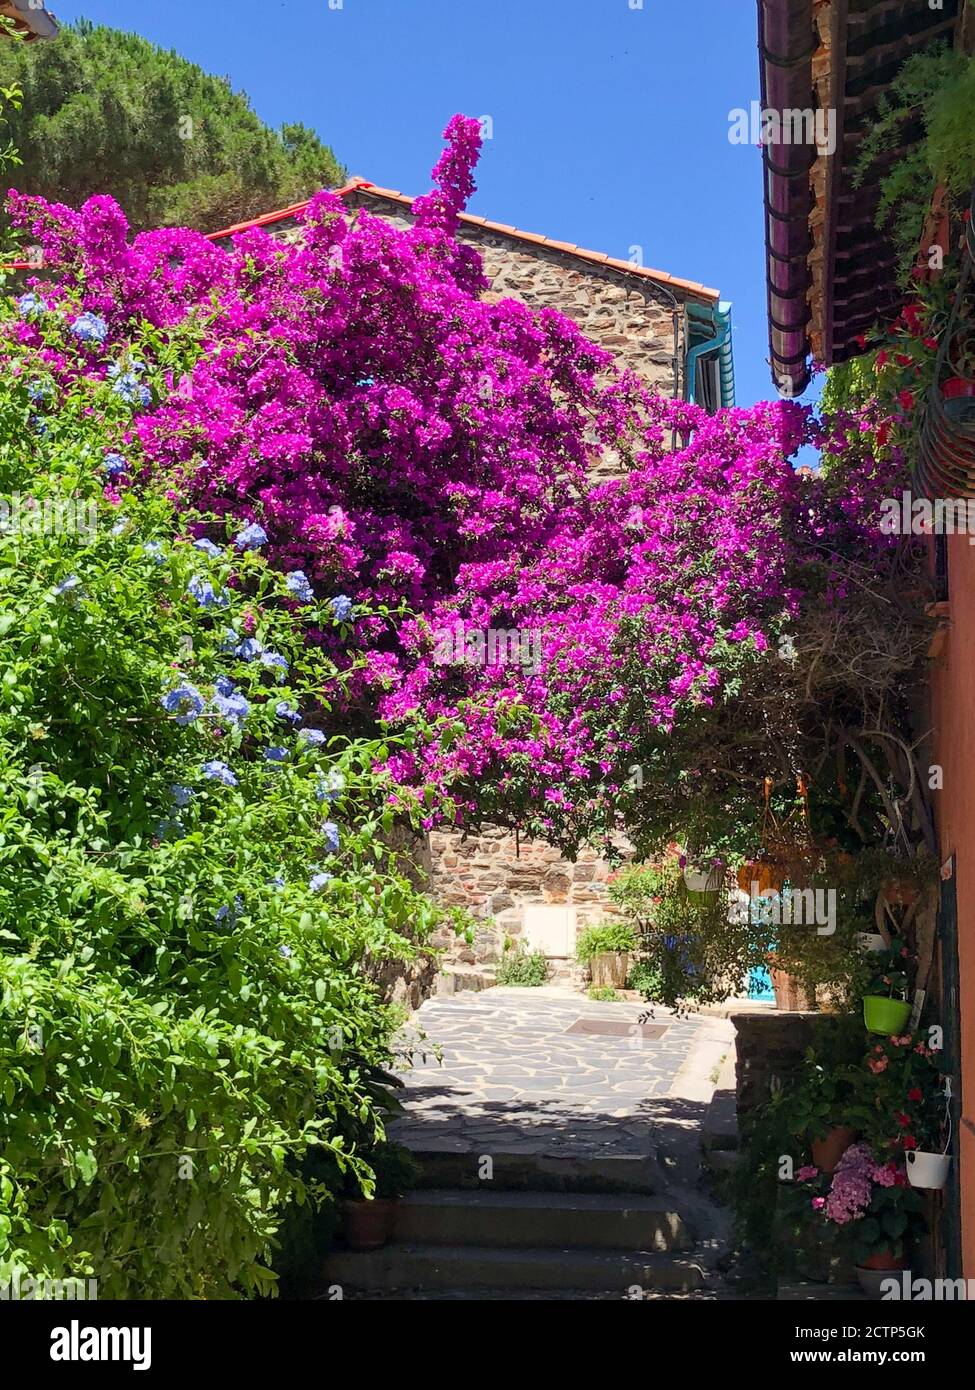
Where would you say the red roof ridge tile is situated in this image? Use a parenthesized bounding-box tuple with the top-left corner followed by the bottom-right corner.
(205, 181, 720, 300)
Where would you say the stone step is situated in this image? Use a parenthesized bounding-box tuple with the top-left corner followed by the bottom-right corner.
(393, 1189, 692, 1251)
(323, 1243, 706, 1294)
(409, 1147, 659, 1194)
(434, 965, 498, 996)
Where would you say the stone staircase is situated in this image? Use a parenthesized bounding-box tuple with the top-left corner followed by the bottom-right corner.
(322, 1158, 711, 1298)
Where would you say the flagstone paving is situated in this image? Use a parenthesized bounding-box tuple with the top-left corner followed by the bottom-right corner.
(389, 987, 726, 1161)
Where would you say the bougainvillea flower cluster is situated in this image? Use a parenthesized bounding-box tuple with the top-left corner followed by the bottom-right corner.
(6, 115, 899, 847)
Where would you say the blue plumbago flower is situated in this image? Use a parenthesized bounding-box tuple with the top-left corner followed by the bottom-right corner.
(268, 875, 286, 890)
(33, 419, 50, 438)
(278, 944, 293, 959)
(234, 522, 268, 550)
(299, 728, 326, 747)
(155, 817, 183, 840)
(201, 759, 238, 787)
(71, 311, 108, 343)
(192, 537, 224, 559)
(17, 292, 47, 319)
(263, 746, 290, 763)
(214, 689, 250, 726)
(53, 574, 82, 597)
(111, 372, 151, 407)
(214, 675, 236, 697)
(143, 541, 166, 564)
(102, 452, 127, 477)
(309, 872, 333, 892)
(27, 380, 51, 404)
(320, 821, 340, 854)
(171, 784, 194, 808)
(316, 768, 345, 803)
(276, 701, 302, 726)
(111, 519, 130, 537)
(260, 650, 288, 673)
(220, 628, 239, 652)
(215, 895, 244, 923)
(285, 570, 314, 603)
(161, 683, 205, 725)
(329, 594, 354, 622)
(187, 575, 228, 609)
(234, 637, 263, 661)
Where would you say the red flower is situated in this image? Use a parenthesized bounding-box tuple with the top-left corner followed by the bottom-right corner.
(855, 333, 868, 350)
(907, 1087, 923, 1102)
(876, 350, 889, 368)
(897, 390, 915, 411)
(895, 353, 913, 368)
(895, 1111, 911, 1128)
(902, 1135, 918, 1151)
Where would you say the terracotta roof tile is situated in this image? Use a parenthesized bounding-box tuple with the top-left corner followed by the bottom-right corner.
(205, 179, 720, 301)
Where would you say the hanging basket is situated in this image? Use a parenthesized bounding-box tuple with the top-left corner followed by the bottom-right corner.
(863, 994, 913, 1035)
(906, 1149, 950, 1190)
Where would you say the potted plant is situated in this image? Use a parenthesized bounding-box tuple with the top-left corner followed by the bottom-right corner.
(775, 1051, 863, 1173)
(342, 1141, 422, 1251)
(806, 1142, 924, 1299)
(680, 853, 724, 901)
(736, 851, 786, 897)
(575, 920, 637, 989)
(862, 956, 913, 1036)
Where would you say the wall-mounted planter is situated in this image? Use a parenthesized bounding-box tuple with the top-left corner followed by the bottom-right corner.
(856, 932, 888, 954)
(863, 995, 912, 1035)
(906, 1149, 950, 1190)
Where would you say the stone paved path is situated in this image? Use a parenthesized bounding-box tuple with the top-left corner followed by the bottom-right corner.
(390, 987, 729, 1161)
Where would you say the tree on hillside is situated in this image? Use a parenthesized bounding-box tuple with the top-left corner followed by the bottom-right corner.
(0, 19, 345, 232)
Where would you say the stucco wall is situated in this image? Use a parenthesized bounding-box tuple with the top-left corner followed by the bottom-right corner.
(929, 532, 975, 1277)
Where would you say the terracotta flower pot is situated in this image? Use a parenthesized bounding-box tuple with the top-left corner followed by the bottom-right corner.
(863, 995, 912, 1035)
(736, 859, 785, 896)
(342, 1197, 398, 1251)
(856, 1251, 908, 1300)
(811, 1125, 856, 1175)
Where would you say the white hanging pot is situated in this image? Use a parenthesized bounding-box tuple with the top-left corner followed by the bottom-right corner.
(683, 867, 723, 895)
(856, 932, 888, 954)
(906, 1149, 950, 1190)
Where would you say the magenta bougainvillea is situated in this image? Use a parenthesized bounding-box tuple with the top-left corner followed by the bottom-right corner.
(6, 116, 900, 850)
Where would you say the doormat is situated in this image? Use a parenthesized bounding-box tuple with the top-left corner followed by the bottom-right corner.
(564, 1018, 667, 1040)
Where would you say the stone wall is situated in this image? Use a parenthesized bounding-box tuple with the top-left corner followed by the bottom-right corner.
(427, 827, 635, 984)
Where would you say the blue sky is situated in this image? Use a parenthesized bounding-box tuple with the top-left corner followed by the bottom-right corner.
(51, 0, 801, 410)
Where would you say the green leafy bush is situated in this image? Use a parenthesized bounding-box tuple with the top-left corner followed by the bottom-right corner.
(0, 288, 444, 1299)
(496, 943, 548, 987)
(574, 920, 637, 963)
(586, 986, 619, 1002)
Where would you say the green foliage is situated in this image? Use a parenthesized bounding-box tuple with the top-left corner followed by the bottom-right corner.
(496, 943, 548, 987)
(855, 44, 974, 285)
(586, 985, 619, 1002)
(365, 1141, 423, 1200)
(609, 861, 766, 1012)
(0, 22, 344, 232)
(0, 293, 446, 1299)
(574, 920, 637, 963)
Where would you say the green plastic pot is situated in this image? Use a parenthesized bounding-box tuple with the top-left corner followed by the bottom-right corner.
(863, 995, 912, 1036)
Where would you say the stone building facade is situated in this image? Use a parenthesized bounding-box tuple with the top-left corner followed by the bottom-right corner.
(208, 181, 735, 992)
